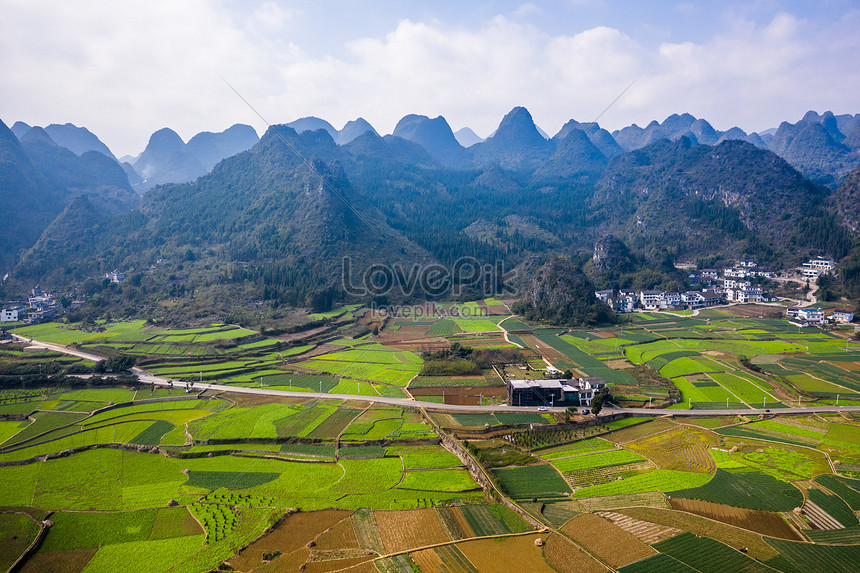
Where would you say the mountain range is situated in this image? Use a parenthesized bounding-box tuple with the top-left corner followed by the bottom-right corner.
(2, 106, 860, 315)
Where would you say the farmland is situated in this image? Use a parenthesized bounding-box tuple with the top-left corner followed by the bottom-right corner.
(5, 306, 860, 571)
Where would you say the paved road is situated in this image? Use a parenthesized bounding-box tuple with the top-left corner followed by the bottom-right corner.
(14, 334, 860, 416)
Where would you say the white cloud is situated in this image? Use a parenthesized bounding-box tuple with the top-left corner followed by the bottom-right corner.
(0, 2, 858, 156)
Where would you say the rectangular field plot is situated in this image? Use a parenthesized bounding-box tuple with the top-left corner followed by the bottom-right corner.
(493, 464, 571, 501)
(573, 469, 711, 498)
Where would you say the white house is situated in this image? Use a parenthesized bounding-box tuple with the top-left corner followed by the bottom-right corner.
(639, 290, 664, 310)
(738, 259, 758, 268)
(797, 308, 825, 324)
(829, 310, 854, 323)
(664, 292, 681, 307)
(1, 309, 19, 323)
(106, 270, 125, 284)
(724, 268, 749, 279)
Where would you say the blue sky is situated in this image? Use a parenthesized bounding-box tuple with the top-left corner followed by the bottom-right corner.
(1, 0, 858, 156)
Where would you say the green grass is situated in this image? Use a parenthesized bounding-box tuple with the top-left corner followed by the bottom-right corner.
(399, 469, 477, 492)
(81, 534, 206, 573)
(40, 509, 159, 551)
(0, 513, 40, 571)
(389, 445, 462, 469)
(452, 319, 501, 333)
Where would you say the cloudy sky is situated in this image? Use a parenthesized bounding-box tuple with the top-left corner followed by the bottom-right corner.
(2, 0, 858, 157)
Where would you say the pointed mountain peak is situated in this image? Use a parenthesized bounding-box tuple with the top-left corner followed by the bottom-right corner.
(392, 114, 468, 167)
(337, 117, 378, 145)
(490, 107, 545, 146)
(11, 121, 32, 139)
(453, 127, 483, 147)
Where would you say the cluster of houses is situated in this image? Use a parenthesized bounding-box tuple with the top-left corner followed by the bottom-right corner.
(787, 307, 853, 327)
(801, 257, 835, 281)
(1, 286, 81, 324)
(596, 288, 725, 312)
(596, 259, 786, 312)
(506, 375, 607, 407)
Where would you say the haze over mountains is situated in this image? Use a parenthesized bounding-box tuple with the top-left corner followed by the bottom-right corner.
(2, 106, 860, 310)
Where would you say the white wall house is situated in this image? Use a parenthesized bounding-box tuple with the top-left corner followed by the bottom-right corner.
(1, 309, 19, 323)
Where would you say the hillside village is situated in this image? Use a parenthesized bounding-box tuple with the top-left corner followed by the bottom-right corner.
(594, 256, 855, 327)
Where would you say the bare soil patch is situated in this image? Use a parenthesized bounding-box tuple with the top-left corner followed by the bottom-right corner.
(375, 508, 450, 554)
(229, 510, 352, 572)
(457, 534, 557, 573)
(542, 532, 608, 573)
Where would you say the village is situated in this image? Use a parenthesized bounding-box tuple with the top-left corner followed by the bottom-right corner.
(594, 256, 854, 327)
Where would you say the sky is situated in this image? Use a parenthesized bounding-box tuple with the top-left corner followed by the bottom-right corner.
(1, 0, 859, 157)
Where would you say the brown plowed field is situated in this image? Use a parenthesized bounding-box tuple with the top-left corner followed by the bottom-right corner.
(229, 510, 352, 571)
(668, 498, 803, 540)
(410, 548, 446, 572)
(542, 532, 608, 573)
(314, 517, 361, 550)
(457, 534, 557, 573)
(560, 513, 656, 568)
(375, 508, 450, 554)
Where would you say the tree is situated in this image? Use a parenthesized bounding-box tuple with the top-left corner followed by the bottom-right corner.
(590, 393, 604, 415)
(372, 325, 380, 336)
(106, 354, 136, 373)
(562, 369, 573, 380)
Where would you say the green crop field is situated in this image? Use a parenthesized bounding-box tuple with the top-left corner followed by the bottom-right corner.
(808, 489, 859, 526)
(399, 469, 477, 492)
(672, 468, 803, 511)
(653, 532, 773, 573)
(492, 464, 571, 501)
(572, 468, 710, 498)
(426, 320, 462, 336)
(766, 538, 860, 573)
(551, 448, 645, 473)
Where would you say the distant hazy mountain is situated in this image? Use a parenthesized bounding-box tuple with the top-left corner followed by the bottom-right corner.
(392, 114, 471, 168)
(554, 120, 623, 158)
(185, 124, 259, 172)
(285, 117, 338, 139)
(0, 119, 139, 269)
(10, 121, 31, 139)
(767, 111, 860, 185)
(453, 127, 483, 147)
(132, 124, 258, 192)
(44, 123, 117, 160)
(611, 113, 766, 152)
(336, 118, 378, 145)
